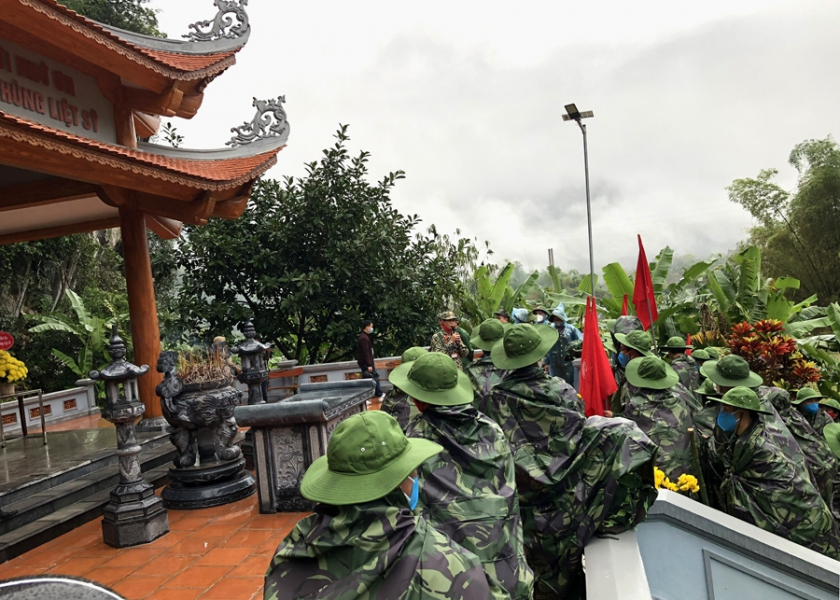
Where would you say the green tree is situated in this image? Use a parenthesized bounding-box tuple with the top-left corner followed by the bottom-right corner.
(728, 136, 840, 303)
(174, 125, 478, 363)
(57, 0, 162, 36)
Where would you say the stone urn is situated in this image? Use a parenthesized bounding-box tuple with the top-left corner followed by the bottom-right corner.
(155, 351, 256, 509)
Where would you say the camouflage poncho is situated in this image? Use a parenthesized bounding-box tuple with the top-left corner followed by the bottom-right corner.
(486, 366, 658, 599)
(803, 405, 835, 436)
(755, 387, 810, 474)
(477, 365, 582, 426)
(623, 384, 695, 481)
(380, 388, 419, 431)
(763, 387, 839, 517)
(669, 354, 700, 393)
(672, 381, 703, 414)
(466, 355, 509, 407)
(406, 404, 533, 600)
(264, 491, 509, 600)
(703, 420, 840, 559)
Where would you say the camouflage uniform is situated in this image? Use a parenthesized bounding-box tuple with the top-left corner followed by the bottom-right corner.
(623, 383, 695, 481)
(430, 330, 470, 371)
(755, 387, 810, 475)
(406, 403, 534, 600)
(264, 490, 510, 600)
(467, 355, 510, 412)
(608, 316, 645, 416)
(486, 365, 658, 599)
(704, 421, 840, 559)
(763, 387, 840, 518)
(380, 388, 419, 431)
(804, 406, 835, 436)
(672, 381, 703, 414)
(669, 354, 700, 393)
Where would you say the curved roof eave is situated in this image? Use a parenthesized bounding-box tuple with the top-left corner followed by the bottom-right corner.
(137, 135, 289, 161)
(99, 24, 250, 56)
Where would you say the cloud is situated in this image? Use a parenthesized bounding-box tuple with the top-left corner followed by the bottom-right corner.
(154, 0, 840, 272)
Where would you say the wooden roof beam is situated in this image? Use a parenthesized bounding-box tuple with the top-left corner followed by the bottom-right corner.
(0, 178, 99, 212)
(0, 216, 120, 246)
(98, 185, 218, 225)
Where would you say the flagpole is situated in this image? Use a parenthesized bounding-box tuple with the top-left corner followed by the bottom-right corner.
(562, 104, 595, 297)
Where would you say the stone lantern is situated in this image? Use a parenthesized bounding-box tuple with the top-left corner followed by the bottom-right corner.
(232, 318, 271, 405)
(90, 326, 169, 547)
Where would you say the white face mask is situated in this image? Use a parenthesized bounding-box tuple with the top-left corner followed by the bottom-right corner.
(535, 315, 545, 323)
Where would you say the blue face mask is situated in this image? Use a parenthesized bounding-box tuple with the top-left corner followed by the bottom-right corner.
(408, 477, 419, 510)
(802, 402, 819, 415)
(368, 327, 374, 334)
(617, 352, 630, 367)
(716, 410, 738, 432)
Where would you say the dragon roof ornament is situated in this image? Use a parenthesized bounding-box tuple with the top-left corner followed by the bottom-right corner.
(227, 96, 290, 147)
(184, 0, 250, 42)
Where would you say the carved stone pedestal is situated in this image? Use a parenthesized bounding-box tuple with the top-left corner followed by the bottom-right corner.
(103, 479, 169, 548)
(234, 380, 374, 513)
(162, 457, 255, 510)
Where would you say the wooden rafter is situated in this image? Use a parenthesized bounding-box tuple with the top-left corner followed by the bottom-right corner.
(0, 216, 120, 245)
(0, 178, 98, 212)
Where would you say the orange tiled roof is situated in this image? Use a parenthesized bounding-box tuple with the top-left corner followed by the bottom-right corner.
(32, 0, 243, 74)
(0, 109, 282, 188)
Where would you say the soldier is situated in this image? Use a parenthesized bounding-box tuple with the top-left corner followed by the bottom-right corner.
(429, 311, 472, 371)
(380, 347, 428, 430)
(531, 306, 551, 325)
(661, 336, 700, 393)
(692, 378, 720, 438)
(545, 303, 582, 384)
(794, 388, 835, 435)
(820, 397, 840, 421)
(703, 387, 840, 559)
(264, 411, 509, 600)
(467, 319, 510, 406)
(691, 348, 711, 370)
(700, 355, 808, 470)
(623, 356, 696, 482)
(610, 329, 655, 416)
(392, 353, 534, 600)
(607, 316, 645, 416)
(494, 309, 511, 324)
(487, 324, 658, 598)
(704, 347, 725, 360)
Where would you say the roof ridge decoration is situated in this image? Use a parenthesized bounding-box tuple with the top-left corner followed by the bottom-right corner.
(227, 96, 290, 148)
(184, 0, 250, 42)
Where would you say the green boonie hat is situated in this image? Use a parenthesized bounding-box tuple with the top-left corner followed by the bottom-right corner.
(494, 309, 510, 319)
(471, 319, 508, 352)
(300, 411, 442, 505)
(701, 355, 763, 388)
(625, 356, 679, 390)
(388, 352, 473, 406)
(704, 347, 724, 359)
(662, 336, 692, 350)
(712, 386, 772, 414)
(612, 315, 644, 336)
(531, 306, 550, 315)
(490, 323, 558, 370)
(692, 349, 711, 361)
(793, 387, 825, 405)
(400, 347, 428, 364)
(438, 311, 459, 321)
(696, 378, 719, 397)
(824, 423, 840, 460)
(819, 398, 840, 411)
(615, 330, 655, 358)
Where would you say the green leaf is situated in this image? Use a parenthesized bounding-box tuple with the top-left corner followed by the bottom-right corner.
(51, 349, 82, 377)
(512, 271, 539, 305)
(785, 317, 829, 338)
(578, 273, 598, 295)
(602, 262, 634, 300)
(775, 276, 800, 291)
(29, 318, 80, 336)
(489, 263, 515, 314)
(826, 303, 840, 339)
(651, 247, 673, 294)
(547, 265, 562, 291)
(65, 289, 93, 330)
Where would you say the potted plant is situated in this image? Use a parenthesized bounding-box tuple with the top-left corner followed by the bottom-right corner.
(0, 350, 27, 397)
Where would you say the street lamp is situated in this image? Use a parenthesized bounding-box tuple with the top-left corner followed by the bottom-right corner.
(562, 103, 596, 296)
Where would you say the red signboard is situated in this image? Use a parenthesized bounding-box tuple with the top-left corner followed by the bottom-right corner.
(0, 331, 13, 351)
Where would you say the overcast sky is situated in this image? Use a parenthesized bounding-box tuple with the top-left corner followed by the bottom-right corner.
(150, 0, 840, 272)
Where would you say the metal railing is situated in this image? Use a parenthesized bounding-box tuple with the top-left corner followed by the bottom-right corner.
(0, 389, 47, 448)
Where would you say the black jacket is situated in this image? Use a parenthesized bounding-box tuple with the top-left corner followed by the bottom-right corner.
(357, 331, 374, 370)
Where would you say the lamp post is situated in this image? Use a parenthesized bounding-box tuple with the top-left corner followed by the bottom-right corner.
(562, 103, 596, 296)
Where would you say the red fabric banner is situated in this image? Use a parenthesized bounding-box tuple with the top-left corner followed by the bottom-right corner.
(633, 235, 658, 331)
(686, 333, 692, 356)
(621, 294, 629, 316)
(579, 296, 617, 417)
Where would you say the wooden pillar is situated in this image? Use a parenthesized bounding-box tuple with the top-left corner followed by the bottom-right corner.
(120, 208, 163, 421)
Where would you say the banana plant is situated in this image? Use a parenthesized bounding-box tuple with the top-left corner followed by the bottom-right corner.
(29, 289, 129, 383)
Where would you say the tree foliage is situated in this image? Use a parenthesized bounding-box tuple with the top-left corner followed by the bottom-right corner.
(57, 0, 162, 36)
(728, 136, 840, 304)
(175, 126, 478, 363)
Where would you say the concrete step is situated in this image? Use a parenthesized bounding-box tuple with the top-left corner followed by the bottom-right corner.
(0, 441, 175, 538)
(0, 463, 171, 563)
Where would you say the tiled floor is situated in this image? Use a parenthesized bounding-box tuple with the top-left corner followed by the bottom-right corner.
(0, 491, 306, 600)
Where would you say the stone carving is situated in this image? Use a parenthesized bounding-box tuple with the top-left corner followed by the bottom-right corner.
(184, 0, 250, 42)
(156, 351, 242, 469)
(227, 96, 289, 147)
(274, 431, 304, 489)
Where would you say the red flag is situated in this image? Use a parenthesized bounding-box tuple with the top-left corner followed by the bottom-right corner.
(579, 296, 617, 417)
(685, 334, 692, 356)
(633, 235, 658, 331)
(621, 294, 629, 316)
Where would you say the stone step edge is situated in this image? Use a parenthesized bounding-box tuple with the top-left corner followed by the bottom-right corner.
(0, 465, 171, 564)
